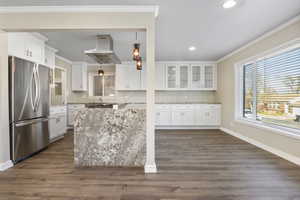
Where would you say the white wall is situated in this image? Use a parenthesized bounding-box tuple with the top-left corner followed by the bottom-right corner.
(217, 19, 300, 160)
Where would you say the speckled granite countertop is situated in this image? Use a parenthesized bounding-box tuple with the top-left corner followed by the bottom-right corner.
(74, 107, 146, 167)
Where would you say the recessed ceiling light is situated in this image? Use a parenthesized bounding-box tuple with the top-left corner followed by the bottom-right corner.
(189, 46, 196, 51)
(223, 0, 237, 9)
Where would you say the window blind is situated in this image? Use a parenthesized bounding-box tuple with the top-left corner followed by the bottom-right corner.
(243, 47, 300, 130)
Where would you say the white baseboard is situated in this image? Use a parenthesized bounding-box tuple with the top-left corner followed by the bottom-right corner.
(220, 127, 300, 166)
(156, 126, 220, 130)
(0, 160, 13, 171)
(144, 164, 157, 173)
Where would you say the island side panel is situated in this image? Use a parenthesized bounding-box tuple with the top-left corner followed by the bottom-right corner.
(74, 108, 146, 167)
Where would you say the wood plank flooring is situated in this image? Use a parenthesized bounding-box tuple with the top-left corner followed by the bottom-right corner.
(0, 130, 300, 200)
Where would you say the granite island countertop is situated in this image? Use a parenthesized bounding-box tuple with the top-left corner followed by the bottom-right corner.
(74, 106, 146, 167)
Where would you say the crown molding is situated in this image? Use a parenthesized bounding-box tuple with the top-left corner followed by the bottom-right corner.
(0, 5, 160, 18)
(45, 45, 58, 53)
(55, 55, 73, 64)
(217, 14, 300, 63)
(31, 32, 48, 42)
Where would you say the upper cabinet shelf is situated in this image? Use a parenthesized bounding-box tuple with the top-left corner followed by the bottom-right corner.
(115, 62, 217, 91)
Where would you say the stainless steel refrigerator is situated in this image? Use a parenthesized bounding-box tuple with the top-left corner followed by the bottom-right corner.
(9, 56, 50, 163)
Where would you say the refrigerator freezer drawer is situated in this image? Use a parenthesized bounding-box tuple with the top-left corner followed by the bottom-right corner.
(11, 118, 49, 163)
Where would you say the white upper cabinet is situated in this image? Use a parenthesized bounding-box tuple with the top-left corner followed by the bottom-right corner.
(165, 63, 217, 91)
(8, 32, 47, 64)
(179, 64, 189, 89)
(72, 62, 88, 91)
(203, 64, 217, 90)
(166, 64, 177, 89)
(44, 45, 57, 69)
(191, 65, 202, 89)
(115, 62, 217, 91)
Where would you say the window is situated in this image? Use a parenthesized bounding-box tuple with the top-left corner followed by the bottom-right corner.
(240, 45, 300, 132)
(88, 73, 115, 97)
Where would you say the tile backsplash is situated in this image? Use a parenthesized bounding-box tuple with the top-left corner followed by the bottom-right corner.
(67, 90, 217, 104)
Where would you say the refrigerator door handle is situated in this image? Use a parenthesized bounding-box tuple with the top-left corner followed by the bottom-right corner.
(30, 67, 36, 111)
(15, 118, 49, 127)
(35, 64, 41, 111)
(33, 64, 39, 112)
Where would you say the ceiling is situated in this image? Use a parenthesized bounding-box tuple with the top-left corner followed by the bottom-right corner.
(2, 0, 300, 62)
(40, 31, 147, 63)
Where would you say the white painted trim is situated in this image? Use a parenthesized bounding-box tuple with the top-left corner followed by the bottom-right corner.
(0, 5, 160, 18)
(31, 32, 48, 42)
(235, 119, 300, 140)
(0, 160, 13, 171)
(55, 55, 73, 64)
(121, 61, 218, 65)
(217, 14, 300, 63)
(220, 127, 300, 166)
(156, 126, 220, 130)
(144, 164, 157, 173)
(156, 61, 217, 65)
(234, 38, 300, 67)
(45, 45, 58, 53)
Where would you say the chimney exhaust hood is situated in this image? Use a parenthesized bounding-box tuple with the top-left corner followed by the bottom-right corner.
(84, 35, 121, 64)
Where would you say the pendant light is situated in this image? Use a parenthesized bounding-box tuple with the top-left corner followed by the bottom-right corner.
(132, 32, 140, 61)
(136, 57, 142, 70)
(98, 66, 104, 76)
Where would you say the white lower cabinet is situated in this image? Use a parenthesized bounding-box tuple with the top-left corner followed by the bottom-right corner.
(155, 104, 221, 128)
(49, 106, 67, 142)
(195, 104, 221, 126)
(156, 110, 172, 126)
(171, 105, 194, 126)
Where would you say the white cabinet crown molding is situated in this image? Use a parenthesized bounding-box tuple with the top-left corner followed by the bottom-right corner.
(31, 32, 48, 42)
(45, 45, 58, 53)
(55, 55, 73, 64)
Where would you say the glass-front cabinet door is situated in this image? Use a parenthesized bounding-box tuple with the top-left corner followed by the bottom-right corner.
(204, 65, 214, 89)
(179, 65, 189, 89)
(166, 65, 177, 89)
(191, 65, 202, 89)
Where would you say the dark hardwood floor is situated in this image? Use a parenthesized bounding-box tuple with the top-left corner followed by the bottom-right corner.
(0, 130, 300, 200)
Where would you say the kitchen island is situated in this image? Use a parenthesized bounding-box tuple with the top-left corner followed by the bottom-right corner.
(74, 105, 146, 167)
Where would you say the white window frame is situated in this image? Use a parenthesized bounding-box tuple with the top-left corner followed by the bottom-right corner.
(235, 38, 300, 140)
(88, 72, 115, 97)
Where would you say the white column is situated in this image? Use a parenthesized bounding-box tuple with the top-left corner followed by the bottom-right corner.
(145, 18, 157, 173)
(0, 31, 13, 171)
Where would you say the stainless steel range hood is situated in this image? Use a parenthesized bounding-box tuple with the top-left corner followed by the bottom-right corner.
(84, 35, 121, 64)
